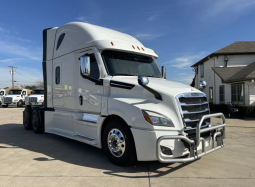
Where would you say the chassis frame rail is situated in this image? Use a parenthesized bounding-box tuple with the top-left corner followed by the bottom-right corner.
(156, 113, 226, 163)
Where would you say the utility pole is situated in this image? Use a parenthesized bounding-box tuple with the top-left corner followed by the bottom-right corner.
(8, 66, 17, 88)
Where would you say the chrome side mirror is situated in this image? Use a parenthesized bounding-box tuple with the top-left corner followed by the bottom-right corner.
(199, 80, 207, 90)
(161, 66, 166, 79)
(138, 76, 149, 85)
(80, 56, 90, 76)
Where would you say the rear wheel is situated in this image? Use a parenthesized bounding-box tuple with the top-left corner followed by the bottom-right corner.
(23, 107, 32, 130)
(32, 110, 44, 134)
(102, 118, 137, 166)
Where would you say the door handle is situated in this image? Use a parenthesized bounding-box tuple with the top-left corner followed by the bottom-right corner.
(79, 95, 83, 105)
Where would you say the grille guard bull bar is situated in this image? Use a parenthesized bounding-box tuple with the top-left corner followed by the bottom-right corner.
(156, 113, 226, 163)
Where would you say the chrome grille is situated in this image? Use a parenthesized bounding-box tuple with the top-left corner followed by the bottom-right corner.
(176, 93, 210, 130)
(29, 97, 37, 103)
(4, 97, 12, 104)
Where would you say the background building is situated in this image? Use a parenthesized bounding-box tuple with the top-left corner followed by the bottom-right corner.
(192, 41, 255, 106)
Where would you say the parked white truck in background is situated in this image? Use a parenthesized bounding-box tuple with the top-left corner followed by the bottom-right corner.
(0, 89, 6, 105)
(23, 22, 226, 166)
(25, 89, 44, 106)
(2, 89, 27, 108)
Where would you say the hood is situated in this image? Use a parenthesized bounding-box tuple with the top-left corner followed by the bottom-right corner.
(5, 95, 21, 98)
(110, 76, 202, 98)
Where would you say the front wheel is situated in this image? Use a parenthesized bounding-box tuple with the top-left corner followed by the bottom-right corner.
(102, 118, 137, 166)
(17, 100, 23, 107)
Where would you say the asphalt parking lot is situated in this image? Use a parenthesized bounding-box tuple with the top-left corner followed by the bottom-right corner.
(0, 107, 255, 187)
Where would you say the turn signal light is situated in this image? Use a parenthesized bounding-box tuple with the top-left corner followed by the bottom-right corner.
(142, 110, 153, 124)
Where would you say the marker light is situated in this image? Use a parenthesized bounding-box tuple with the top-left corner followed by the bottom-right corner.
(137, 46, 140, 50)
(111, 42, 114, 46)
(132, 45, 135, 49)
(142, 47, 145, 51)
(142, 110, 152, 124)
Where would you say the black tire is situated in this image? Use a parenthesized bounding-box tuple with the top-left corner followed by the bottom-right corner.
(17, 100, 23, 107)
(23, 107, 32, 130)
(102, 118, 137, 166)
(32, 110, 44, 134)
(2, 105, 8, 108)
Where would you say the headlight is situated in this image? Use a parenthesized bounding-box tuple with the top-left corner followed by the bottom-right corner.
(142, 110, 174, 127)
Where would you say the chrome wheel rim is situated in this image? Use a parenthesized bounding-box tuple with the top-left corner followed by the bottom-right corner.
(107, 128, 125, 157)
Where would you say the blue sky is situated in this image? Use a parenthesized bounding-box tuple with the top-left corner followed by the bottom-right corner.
(1, 0, 255, 88)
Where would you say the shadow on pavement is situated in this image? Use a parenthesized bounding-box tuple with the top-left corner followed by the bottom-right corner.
(0, 123, 195, 178)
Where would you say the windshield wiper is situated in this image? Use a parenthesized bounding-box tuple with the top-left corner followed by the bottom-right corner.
(113, 73, 134, 76)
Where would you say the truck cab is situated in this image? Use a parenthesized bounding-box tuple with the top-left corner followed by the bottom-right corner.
(25, 89, 44, 106)
(0, 89, 6, 105)
(2, 89, 27, 108)
(23, 22, 226, 165)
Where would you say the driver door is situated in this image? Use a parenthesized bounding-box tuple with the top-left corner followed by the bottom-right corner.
(78, 49, 103, 114)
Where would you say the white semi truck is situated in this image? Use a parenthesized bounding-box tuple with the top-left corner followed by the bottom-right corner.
(25, 89, 44, 106)
(23, 22, 226, 165)
(2, 89, 28, 108)
(0, 89, 6, 105)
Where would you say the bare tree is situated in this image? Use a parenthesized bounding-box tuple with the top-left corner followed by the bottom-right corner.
(35, 79, 44, 88)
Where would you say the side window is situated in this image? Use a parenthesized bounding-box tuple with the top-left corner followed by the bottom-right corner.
(55, 66, 60, 84)
(56, 33, 65, 50)
(200, 63, 204, 78)
(219, 85, 225, 104)
(81, 54, 100, 79)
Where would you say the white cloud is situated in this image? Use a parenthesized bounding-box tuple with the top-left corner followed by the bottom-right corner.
(134, 33, 163, 40)
(0, 41, 41, 61)
(172, 72, 195, 85)
(0, 26, 8, 33)
(0, 58, 27, 64)
(76, 16, 89, 22)
(148, 15, 159, 21)
(205, 0, 255, 17)
(3, 35, 32, 43)
(165, 52, 207, 69)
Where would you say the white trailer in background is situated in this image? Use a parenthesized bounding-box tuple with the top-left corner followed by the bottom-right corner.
(23, 22, 226, 166)
(25, 89, 44, 106)
(0, 89, 6, 105)
(2, 89, 27, 108)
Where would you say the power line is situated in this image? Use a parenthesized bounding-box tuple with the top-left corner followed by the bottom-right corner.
(15, 71, 38, 81)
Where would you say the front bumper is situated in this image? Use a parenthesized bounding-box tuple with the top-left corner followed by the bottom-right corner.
(156, 113, 226, 163)
(25, 102, 43, 106)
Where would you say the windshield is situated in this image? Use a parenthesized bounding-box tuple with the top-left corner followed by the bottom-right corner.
(31, 90, 44, 95)
(8, 90, 22, 95)
(0, 91, 4, 95)
(101, 50, 162, 78)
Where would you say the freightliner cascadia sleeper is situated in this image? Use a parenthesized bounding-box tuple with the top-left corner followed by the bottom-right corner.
(23, 22, 226, 166)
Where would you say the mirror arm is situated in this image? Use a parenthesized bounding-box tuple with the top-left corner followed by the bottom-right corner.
(138, 80, 162, 101)
(80, 71, 103, 85)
